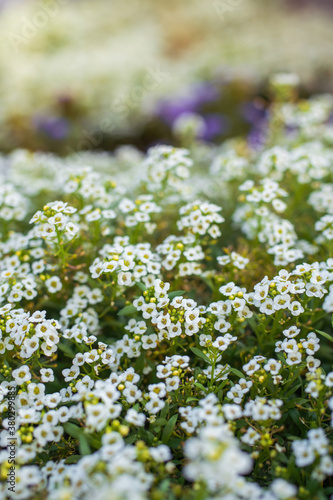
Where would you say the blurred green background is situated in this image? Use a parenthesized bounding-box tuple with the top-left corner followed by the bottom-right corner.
(0, 0, 332, 153)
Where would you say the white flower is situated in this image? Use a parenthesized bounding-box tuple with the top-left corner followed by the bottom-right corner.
(12, 365, 31, 385)
(286, 351, 302, 366)
(306, 356, 321, 372)
(165, 376, 180, 392)
(150, 444, 172, 462)
(141, 334, 158, 350)
(243, 360, 260, 376)
(241, 428, 260, 446)
(288, 301, 304, 316)
(45, 276, 62, 294)
(325, 372, 333, 387)
(146, 397, 165, 414)
(292, 440, 315, 467)
(62, 365, 80, 382)
(264, 359, 282, 375)
(123, 384, 142, 404)
(125, 409, 146, 427)
(223, 404, 243, 420)
(282, 326, 300, 338)
(40, 223, 57, 238)
(270, 479, 297, 499)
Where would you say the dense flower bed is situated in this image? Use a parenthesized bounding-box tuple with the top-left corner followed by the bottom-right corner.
(1, 79, 333, 499)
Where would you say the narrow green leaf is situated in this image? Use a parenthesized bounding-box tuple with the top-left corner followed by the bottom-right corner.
(79, 434, 91, 456)
(275, 452, 289, 465)
(229, 367, 244, 379)
(276, 353, 285, 364)
(154, 418, 167, 426)
(201, 276, 215, 291)
(145, 431, 155, 445)
(194, 382, 208, 393)
(118, 304, 136, 316)
(57, 341, 74, 357)
(162, 414, 178, 444)
(63, 422, 91, 455)
(159, 480, 172, 493)
(168, 290, 185, 299)
(234, 419, 247, 429)
(160, 402, 169, 419)
(64, 422, 82, 439)
(168, 438, 182, 449)
(125, 434, 138, 445)
(64, 455, 81, 464)
(285, 383, 302, 398)
(285, 398, 308, 408)
(289, 409, 303, 431)
(315, 329, 333, 343)
(134, 352, 145, 372)
(86, 435, 100, 448)
(190, 347, 212, 364)
(186, 396, 199, 403)
(135, 281, 147, 292)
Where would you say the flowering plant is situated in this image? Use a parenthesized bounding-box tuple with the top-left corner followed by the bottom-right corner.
(1, 81, 333, 500)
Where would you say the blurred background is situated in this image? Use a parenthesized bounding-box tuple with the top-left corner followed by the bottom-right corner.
(0, 0, 332, 154)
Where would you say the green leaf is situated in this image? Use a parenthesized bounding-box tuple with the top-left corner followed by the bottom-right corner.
(315, 329, 333, 343)
(145, 431, 155, 445)
(64, 455, 81, 464)
(135, 281, 147, 292)
(78, 434, 91, 456)
(275, 452, 289, 465)
(285, 398, 308, 408)
(64, 422, 82, 439)
(159, 480, 172, 493)
(118, 304, 136, 316)
(168, 290, 185, 299)
(86, 435, 100, 448)
(289, 409, 304, 431)
(134, 352, 145, 372)
(57, 341, 74, 357)
(285, 383, 302, 398)
(201, 276, 215, 291)
(154, 418, 167, 426)
(160, 402, 169, 419)
(229, 367, 244, 379)
(190, 347, 212, 364)
(276, 353, 285, 364)
(162, 414, 178, 444)
(125, 434, 138, 445)
(168, 438, 182, 449)
(63, 423, 91, 455)
(194, 382, 208, 393)
(216, 380, 229, 391)
(234, 419, 247, 429)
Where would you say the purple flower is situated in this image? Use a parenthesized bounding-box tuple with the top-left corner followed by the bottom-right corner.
(33, 115, 70, 140)
(287, 0, 333, 12)
(247, 127, 267, 151)
(156, 82, 219, 124)
(241, 102, 268, 127)
(199, 114, 230, 141)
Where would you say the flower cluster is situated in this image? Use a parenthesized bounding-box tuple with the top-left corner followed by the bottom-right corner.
(1, 82, 333, 500)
